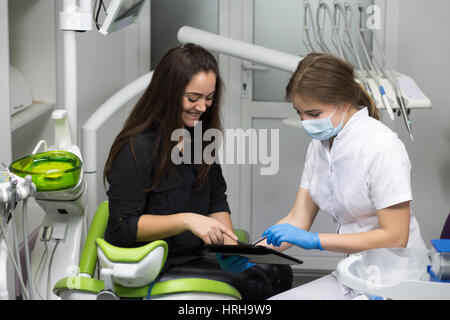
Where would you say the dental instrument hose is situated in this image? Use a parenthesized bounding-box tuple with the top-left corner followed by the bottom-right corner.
(33, 242, 47, 300)
(22, 176, 34, 300)
(9, 179, 23, 282)
(10, 205, 23, 293)
(0, 209, 30, 300)
(47, 240, 60, 300)
(22, 197, 34, 300)
(8, 178, 29, 300)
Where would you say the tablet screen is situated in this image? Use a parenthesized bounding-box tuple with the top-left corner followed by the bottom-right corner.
(202, 244, 303, 265)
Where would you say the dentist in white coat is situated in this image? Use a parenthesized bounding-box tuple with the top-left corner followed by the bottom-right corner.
(261, 53, 426, 300)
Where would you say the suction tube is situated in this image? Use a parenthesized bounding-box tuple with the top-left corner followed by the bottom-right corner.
(22, 197, 33, 300)
(0, 208, 29, 300)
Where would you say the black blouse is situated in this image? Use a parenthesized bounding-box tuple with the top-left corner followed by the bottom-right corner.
(104, 128, 231, 263)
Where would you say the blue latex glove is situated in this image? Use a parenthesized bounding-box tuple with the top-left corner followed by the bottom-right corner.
(262, 223, 323, 250)
(216, 253, 255, 273)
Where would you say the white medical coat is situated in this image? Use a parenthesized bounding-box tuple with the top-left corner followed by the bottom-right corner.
(300, 107, 425, 248)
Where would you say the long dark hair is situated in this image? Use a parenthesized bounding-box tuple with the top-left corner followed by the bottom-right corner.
(103, 43, 224, 191)
(286, 53, 379, 120)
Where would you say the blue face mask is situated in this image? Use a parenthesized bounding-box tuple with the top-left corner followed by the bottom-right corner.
(301, 107, 346, 141)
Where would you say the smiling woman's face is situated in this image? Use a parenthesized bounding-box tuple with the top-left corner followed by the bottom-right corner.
(182, 71, 216, 128)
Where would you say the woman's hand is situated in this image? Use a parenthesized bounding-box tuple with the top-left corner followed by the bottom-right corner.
(262, 223, 323, 250)
(183, 213, 238, 245)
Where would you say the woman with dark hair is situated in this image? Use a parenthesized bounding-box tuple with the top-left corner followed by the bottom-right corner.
(103, 43, 292, 299)
(260, 53, 426, 299)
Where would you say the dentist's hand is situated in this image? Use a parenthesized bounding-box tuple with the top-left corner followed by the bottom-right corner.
(262, 223, 323, 250)
(216, 253, 255, 273)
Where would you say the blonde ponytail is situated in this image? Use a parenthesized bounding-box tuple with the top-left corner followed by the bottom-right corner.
(355, 82, 379, 120)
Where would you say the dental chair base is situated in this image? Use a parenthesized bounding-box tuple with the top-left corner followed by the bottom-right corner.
(53, 201, 242, 300)
(54, 275, 241, 300)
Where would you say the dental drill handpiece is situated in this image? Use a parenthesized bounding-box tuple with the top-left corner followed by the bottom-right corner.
(7, 176, 18, 222)
(1, 163, 16, 214)
(24, 175, 35, 198)
(356, 5, 395, 121)
(0, 171, 13, 224)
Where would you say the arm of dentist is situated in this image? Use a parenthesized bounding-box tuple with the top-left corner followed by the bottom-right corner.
(262, 190, 410, 254)
(318, 201, 410, 254)
(259, 187, 320, 251)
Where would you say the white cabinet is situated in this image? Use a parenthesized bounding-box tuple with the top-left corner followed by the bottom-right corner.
(1, 0, 56, 163)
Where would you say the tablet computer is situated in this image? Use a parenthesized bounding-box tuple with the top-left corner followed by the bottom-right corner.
(202, 244, 303, 265)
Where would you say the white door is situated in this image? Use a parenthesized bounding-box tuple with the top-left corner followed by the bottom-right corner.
(219, 0, 376, 271)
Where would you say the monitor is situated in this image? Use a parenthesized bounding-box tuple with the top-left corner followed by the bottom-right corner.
(99, 0, 147, 35)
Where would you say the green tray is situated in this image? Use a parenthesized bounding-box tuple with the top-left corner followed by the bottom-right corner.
(9, 151, 82, 192)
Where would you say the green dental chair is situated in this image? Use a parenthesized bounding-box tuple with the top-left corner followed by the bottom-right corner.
(53, 201, 243, 300)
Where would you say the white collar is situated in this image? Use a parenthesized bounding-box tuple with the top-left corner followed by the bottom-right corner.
(320, 107, 369, 148)
(336, 107, 369, 139)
